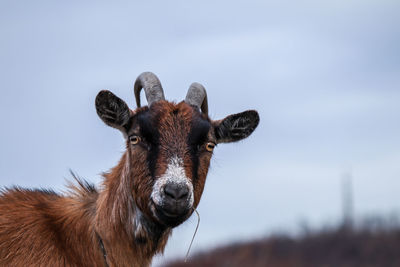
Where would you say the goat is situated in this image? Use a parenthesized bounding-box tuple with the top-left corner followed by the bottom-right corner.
(0, 72, 259, 266)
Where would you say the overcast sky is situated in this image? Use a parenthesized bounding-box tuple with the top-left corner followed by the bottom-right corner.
(1, 0, 400, 265)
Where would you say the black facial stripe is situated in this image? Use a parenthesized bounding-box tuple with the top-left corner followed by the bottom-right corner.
(137, 111, 160, 178)
(189, 117, 211, 146)
(188, 116, 211, 181)
(137, 112, 159, 145)
(123, 116, 135, 133)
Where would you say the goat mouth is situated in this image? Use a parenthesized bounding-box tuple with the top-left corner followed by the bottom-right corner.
(151, 201, 190, 227)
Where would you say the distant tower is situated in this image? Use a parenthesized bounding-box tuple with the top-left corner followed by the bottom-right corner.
(341, 169, 354, 228)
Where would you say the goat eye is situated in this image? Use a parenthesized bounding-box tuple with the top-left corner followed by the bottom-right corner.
(205, 142, 215, 152)
(129, 135, 141, 145)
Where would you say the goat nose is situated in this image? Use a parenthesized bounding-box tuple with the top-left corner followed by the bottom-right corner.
(163, 184, 189, 200)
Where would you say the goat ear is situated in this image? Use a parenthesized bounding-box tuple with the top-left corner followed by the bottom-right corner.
(95, 90, 131, 132)
(214, 110, 259, 144)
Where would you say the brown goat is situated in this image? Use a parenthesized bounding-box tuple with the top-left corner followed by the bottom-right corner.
(0, 72, 259, 266)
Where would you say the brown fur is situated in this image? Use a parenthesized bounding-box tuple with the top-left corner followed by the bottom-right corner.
(0, 93, 259, 266)
(0, 185, 102, 266)
(0, 101, 213, 267)
(149, 102, 212, 207)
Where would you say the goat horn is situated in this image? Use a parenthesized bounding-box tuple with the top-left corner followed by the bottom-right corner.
(134, 72, 165, 107)
(185, 82, 208, 115)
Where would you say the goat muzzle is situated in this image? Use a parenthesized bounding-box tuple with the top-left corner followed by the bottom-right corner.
(151, 182, 193, 227)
